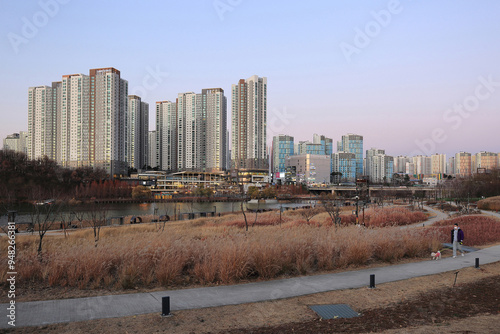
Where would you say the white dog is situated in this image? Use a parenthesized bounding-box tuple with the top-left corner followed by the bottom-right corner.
(431, 250, 441, 260)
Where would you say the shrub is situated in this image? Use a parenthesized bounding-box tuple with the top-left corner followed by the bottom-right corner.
(477, 196, 500, 211)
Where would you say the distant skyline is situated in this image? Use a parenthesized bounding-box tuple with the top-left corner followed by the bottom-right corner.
(1, 0, 499, 159)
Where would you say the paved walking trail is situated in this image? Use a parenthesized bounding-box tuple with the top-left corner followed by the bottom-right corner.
(3, 206, 500, 329)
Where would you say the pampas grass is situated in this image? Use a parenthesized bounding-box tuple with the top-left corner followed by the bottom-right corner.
(431, 215, 500, 246)
(0, 209, 446, 292)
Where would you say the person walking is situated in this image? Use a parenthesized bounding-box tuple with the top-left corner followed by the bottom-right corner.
(451, 223, 465, 258)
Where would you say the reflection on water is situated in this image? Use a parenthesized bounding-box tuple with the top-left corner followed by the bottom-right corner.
(0, 200, 313, 225)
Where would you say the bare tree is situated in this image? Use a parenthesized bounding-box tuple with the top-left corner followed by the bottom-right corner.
(72, 210, 87, 229)
(157, 202, 172, 232)
(252, 201, 260, 228)
(88, 201, 108, 247)
(30, 201, 59, 257)
(320, 193, 341, 228)
(58, 208, 74, 238)
(241, 201, 249, 232)
(26, 187, 63, 257)
(299, 205, 320, 223)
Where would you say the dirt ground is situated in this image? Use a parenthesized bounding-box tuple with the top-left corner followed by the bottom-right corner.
(4, 257, 500, 334)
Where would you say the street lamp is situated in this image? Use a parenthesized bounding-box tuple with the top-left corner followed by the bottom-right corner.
(355, 195, 359, 224)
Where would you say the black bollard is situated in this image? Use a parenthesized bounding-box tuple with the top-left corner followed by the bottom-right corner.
(161, 296, 171, 317)
(475, 258, 480, 269)
(369, 274, 375, 289)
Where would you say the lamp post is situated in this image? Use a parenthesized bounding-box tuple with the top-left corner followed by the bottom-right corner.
(355, 195, 359, 224)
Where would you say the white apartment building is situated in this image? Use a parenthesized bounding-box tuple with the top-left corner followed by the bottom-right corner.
(59, 74, 90, 168)
(365, 148, 385, 178)
(176, 92, 200, 171)
(156, 101, 177, 171)
(406, 162, 415, 175)
(28, 85, 56, 161)
(412, 155, 432, 175)
(203, 88, 227, 171)
(448, 157, 455, 175)
(394, 156, 410, 173)
(126, 95, 149, 170)
(431, 153, 447, 174)
(231, 75, 267, 169)
(365, 149, 394, 183)
(89, 68, 128, 176)
(148, 130, 157, 169)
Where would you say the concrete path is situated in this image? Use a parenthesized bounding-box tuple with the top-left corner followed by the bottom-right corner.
(3, 208, 500, 329)
(403, 205, 448, 228)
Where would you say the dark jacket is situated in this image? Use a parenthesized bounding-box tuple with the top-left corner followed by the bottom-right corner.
(451, 228, 464, 243)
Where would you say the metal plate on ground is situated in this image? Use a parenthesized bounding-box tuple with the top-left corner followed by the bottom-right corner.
(309, 304, 360, 319)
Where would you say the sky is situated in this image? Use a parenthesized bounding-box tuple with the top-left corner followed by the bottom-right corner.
(1, 0, 499, 159)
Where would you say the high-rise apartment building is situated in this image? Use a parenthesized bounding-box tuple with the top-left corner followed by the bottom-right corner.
(455, 152, 472, 177)
(368, 153, 394, 184)
(332, 152, 356, 183)
(412, 155, 432, 175)
(406, 162, 416, 175)
(89, 68, 128, 176)
(338, 134, 363, 178)
(231, 75, 267, 169)
(28, 67, 131, 176)
(202, 88, 227, 172)
(59, 74, 89, 168)
(27, 85, 57, 161)
(448, 157, 455, 175)
(156, 88, 227, 173)
(176, 92, 200, 171)
(148, 130, 157, 169)
(156, 101, 177, 171)
(475, 151, 498, 172)
(126, 95, 149, 170)
(365, 148, 393, 183)
(365, 148, 385, 179)
(394, 156, 410, 173)
(272, 134, 294, 176)
(431, 153, 447, 175)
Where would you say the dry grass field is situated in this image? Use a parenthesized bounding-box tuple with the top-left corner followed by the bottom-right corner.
(1, 206, 439, 296)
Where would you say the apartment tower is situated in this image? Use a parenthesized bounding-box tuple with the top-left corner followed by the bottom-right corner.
(231, 75, 267, 169)
(59, 74, 90, 168)
(126, 95, 149, 170)
(89, 68, 128, 176)
(202, 88, 227, 171)
(155, 101, 177, 171)
(27, 86, 57, 161)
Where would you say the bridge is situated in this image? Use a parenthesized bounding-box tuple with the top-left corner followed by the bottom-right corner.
(308, 185, 439, 198)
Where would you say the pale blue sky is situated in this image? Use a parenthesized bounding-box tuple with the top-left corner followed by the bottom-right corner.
(1, 0, 499, 158)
